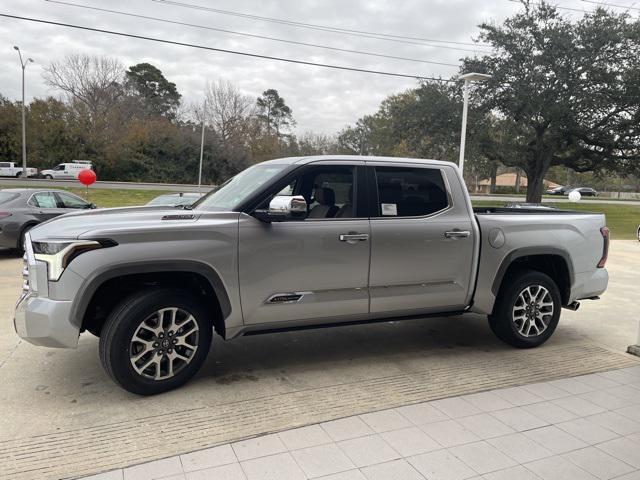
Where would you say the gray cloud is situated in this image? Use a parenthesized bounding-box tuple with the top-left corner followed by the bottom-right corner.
(0, 0, 598, 133)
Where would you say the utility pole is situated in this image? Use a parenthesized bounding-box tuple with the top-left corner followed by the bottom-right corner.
(14, 46, 34, 178)
(198, 99, 206, 191)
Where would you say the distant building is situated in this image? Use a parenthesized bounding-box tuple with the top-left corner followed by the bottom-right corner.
(475, 173, 560, 194)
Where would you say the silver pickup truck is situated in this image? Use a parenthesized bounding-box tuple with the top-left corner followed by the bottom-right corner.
(15, 156, 610, 394)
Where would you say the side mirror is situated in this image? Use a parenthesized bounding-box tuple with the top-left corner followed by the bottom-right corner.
(88, 203, 97, 209)
(254, 195, 307, 222)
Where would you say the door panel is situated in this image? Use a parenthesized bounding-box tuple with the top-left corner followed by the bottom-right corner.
(369, 214, 474, 315)
(368, 164, 475, 316)
(238, 216, 370, 325)
(238, 161, 370, 326)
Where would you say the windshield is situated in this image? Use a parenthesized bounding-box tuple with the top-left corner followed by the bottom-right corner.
(194, 164, 289, 211)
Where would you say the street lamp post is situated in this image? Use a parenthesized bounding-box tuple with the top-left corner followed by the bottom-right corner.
(458, 72, 491, 176)
(198, 99, 206, 191)
(14, 46, 34, 178)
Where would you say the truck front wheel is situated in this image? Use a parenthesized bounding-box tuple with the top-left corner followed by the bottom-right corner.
(99, 288, 212, 395)
(489, 270, 561, 348)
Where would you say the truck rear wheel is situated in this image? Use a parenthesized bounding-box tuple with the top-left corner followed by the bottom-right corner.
(489, 270, 561, 348)
(99, 288, 212, 395)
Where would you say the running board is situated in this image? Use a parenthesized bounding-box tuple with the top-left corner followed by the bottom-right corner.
(242, 310, 466, 336)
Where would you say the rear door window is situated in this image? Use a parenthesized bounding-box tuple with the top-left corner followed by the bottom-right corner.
(373, 166, 449, 217)
(30, 192, 58, 209)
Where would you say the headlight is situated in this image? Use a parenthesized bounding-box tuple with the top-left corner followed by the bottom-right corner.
(32, 239, 114, 281)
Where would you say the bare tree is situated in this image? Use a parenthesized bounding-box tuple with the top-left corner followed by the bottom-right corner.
(43, 54, 125, 125)
(297, 131, 338, 155)
(204, 80, 253, 145)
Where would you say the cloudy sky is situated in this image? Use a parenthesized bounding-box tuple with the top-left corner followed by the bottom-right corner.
(0, 0, 615, 134)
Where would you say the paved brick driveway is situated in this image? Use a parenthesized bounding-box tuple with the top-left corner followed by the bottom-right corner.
(83, 365, 640, 480)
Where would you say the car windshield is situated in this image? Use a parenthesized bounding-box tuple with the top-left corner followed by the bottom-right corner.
(193, 164, 289, 211)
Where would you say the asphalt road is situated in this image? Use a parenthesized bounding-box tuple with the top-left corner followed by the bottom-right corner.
(1, 241, 639, 479)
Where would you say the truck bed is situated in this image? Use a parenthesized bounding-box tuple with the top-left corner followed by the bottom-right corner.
(470, 208, 607, 315)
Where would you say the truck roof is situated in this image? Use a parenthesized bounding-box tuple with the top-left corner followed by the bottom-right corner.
(260, 155, 457, 168)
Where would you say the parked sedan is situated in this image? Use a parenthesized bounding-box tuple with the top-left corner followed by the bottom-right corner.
(566, 187, 598, 197)
(146, 192, 204, 207)
(0, 189, 95, 252)
(504, 202, 558, 210)
(546, 185, 573, 195)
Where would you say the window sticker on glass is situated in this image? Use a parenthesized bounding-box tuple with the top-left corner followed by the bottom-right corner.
(381, 203, 397, 216)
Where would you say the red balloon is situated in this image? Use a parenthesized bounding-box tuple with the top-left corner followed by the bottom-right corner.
(78, 169, 96, 186)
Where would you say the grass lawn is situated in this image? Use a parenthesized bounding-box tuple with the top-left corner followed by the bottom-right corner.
(473, 200, 640, 240)
(63, 187, 173, 208)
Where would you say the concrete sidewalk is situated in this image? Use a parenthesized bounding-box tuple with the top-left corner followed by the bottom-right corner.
(82, 365, 640, 480)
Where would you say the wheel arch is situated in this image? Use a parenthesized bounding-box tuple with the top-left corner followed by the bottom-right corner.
(491, 247, 573, 307)
(17, 221, 39, 249)
(72, 260, 232, 339)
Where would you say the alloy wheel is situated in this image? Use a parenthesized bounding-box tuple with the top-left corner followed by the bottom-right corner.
(512, 284, 554, 338)
(129, 307, 199, 380)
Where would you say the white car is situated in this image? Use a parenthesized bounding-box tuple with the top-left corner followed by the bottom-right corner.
(0, 161, 38, 178)
(41, 161, 93, 180)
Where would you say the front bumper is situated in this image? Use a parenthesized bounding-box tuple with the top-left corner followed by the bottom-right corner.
(14, 292, 79, 348)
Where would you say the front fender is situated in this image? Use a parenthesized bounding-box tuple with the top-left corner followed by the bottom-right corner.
(68, 260, 233, 330)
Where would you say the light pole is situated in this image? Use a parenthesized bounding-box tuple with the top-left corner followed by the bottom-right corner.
(458, 72, 491, 176)
(198, 99, 206, 191)
(14, 46, 34, 178)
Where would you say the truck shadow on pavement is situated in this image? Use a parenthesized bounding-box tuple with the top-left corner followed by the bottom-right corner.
(52, 311, 589, 398)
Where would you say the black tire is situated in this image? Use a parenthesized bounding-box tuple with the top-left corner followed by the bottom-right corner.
(489, 269, 561, 348)
(99, 288, 212, 395)
(15, 171, 22, 178)
(44, 174, 53, 179)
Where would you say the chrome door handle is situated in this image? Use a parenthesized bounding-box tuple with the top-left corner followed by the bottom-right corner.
(339, 233, 369, 243)
(444, 230, 471, 239)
